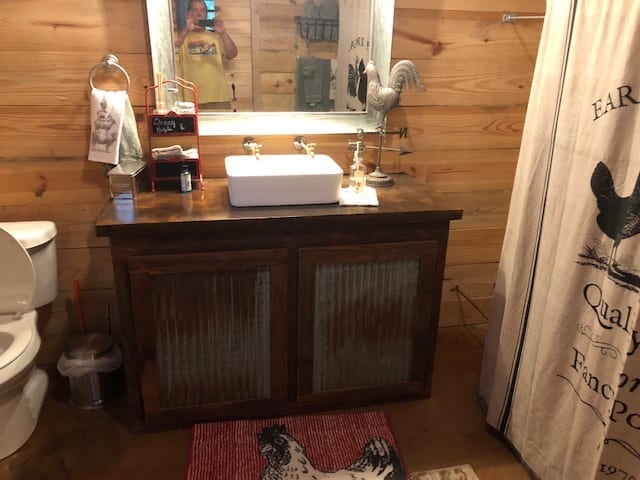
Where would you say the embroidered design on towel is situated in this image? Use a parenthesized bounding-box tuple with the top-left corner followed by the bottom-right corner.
(88, 88, 127, 165)
(91, 96, 117, 152)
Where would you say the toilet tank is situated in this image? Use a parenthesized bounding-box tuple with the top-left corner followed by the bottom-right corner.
(0, 221, 58, 308)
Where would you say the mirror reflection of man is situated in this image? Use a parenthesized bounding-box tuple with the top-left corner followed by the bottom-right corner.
(175, 0, 238, 109)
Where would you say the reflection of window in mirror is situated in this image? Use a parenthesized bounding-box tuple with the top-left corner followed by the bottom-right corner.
(172, 0, 239, 111)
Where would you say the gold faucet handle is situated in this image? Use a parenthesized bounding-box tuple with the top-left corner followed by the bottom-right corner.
(307, 142, 316, 157)
(242, 137, 263, 158)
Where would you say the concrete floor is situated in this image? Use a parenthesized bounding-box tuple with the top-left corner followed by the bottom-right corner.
(0, 325, 531, 479)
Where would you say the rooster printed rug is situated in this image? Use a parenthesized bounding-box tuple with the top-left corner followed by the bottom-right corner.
(185, 410, 407, 479)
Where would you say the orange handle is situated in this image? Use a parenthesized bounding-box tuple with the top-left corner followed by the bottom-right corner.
(73, 278, 87, 335)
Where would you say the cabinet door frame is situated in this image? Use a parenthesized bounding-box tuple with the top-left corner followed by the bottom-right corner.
(128, 248, 289, 429)
(296, 240, 440, 408)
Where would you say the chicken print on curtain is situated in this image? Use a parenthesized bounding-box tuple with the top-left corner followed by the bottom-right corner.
(479, 1, 640, 479)
(587, 160, 640, 288)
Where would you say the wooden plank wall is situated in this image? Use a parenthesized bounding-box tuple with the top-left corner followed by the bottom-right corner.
(0, 0, 544, 364)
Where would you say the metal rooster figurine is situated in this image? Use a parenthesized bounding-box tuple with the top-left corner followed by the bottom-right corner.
(366, 59, 424, 124)
(365, 59, 424, 186)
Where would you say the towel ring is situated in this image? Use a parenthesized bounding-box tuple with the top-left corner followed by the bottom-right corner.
(88, 54, 131, 91)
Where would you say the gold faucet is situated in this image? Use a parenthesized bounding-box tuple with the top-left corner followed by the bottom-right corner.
(243, 136, 262, 159)
(293, 136, 316, 158)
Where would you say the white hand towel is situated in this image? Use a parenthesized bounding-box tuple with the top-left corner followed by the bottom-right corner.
(88, 88, 127, 165)
(118, 95, 143, 164)
(152, 145, 184, 159)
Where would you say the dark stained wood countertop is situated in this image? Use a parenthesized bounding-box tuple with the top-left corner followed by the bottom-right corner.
(95, 174, 463, 237)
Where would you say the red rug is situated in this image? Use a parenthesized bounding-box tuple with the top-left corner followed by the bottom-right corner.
(186, 410, 407, 479)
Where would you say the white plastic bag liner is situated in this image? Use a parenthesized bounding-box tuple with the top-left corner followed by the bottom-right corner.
(57, 341, 122, 378)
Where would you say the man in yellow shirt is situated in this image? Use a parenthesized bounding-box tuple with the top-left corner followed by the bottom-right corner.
(175, 0, 238, 109)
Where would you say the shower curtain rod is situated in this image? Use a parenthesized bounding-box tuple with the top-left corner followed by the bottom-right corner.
(502, 13, 545, 22)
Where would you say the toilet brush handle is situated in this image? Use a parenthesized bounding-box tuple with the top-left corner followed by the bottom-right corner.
(73, 278, 87, 334)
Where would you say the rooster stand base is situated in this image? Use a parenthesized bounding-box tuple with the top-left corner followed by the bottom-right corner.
(366, 167, 394, 187)
(366, 126, 394, 187)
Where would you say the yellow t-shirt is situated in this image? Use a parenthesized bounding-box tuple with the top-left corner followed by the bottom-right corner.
(176, 30, 229, 104)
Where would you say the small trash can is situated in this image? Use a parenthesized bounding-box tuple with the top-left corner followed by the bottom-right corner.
(57, 333, 123, 409)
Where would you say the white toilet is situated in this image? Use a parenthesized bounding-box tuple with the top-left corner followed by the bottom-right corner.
(0, 221, 57, 459)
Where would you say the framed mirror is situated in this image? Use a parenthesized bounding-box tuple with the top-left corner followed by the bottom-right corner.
(146, 0, 394, 136)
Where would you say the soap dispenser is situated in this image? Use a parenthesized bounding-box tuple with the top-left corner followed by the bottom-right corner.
(349, 141, 366, 193)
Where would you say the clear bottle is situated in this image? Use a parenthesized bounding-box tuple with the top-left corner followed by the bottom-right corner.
(349, 142, 366, 193)
(180, 165, 192, 193)
(166, 85, 179, 113)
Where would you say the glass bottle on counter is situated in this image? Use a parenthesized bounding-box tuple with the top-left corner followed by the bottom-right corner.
(180, 165, 192, 193)
(349, 141, 366, 193)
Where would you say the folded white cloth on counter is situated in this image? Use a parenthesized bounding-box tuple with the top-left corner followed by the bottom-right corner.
(151, 145, 182, 159)
(181, 148, 199, 159)
(338, 186, 379, 206)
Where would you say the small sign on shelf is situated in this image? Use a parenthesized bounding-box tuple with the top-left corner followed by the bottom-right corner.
(150, 114, 196, 135)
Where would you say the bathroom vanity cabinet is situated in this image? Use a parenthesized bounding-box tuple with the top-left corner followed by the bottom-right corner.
(95, 175, 462, 431)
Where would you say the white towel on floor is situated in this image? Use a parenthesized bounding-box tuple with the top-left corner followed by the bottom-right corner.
(88, 88, 127, 165)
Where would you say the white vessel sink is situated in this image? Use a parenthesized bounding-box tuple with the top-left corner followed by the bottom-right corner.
(225, 154, 344, 207)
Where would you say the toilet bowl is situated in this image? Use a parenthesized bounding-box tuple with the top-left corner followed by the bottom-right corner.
(0, 221, 57, 459)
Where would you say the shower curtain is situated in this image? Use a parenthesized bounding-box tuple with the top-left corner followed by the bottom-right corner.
(479, 1, 640, 479)
(335, 0, 370, 111)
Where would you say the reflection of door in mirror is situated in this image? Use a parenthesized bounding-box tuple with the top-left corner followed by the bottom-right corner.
(252, 0, 371, 113)
(171, 0, 253, 112)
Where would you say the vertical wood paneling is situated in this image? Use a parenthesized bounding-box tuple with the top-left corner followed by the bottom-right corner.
(127, 247, 289, 420)
(297, 240, 443, 403)
(312, 259, 419, 391)
(153, 268, 272, 408)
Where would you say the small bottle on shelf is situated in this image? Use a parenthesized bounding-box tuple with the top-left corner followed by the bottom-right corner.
(180, 165, 192, 193)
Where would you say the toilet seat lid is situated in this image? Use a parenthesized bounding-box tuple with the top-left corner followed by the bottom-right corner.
(0, 227, 35, 315)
